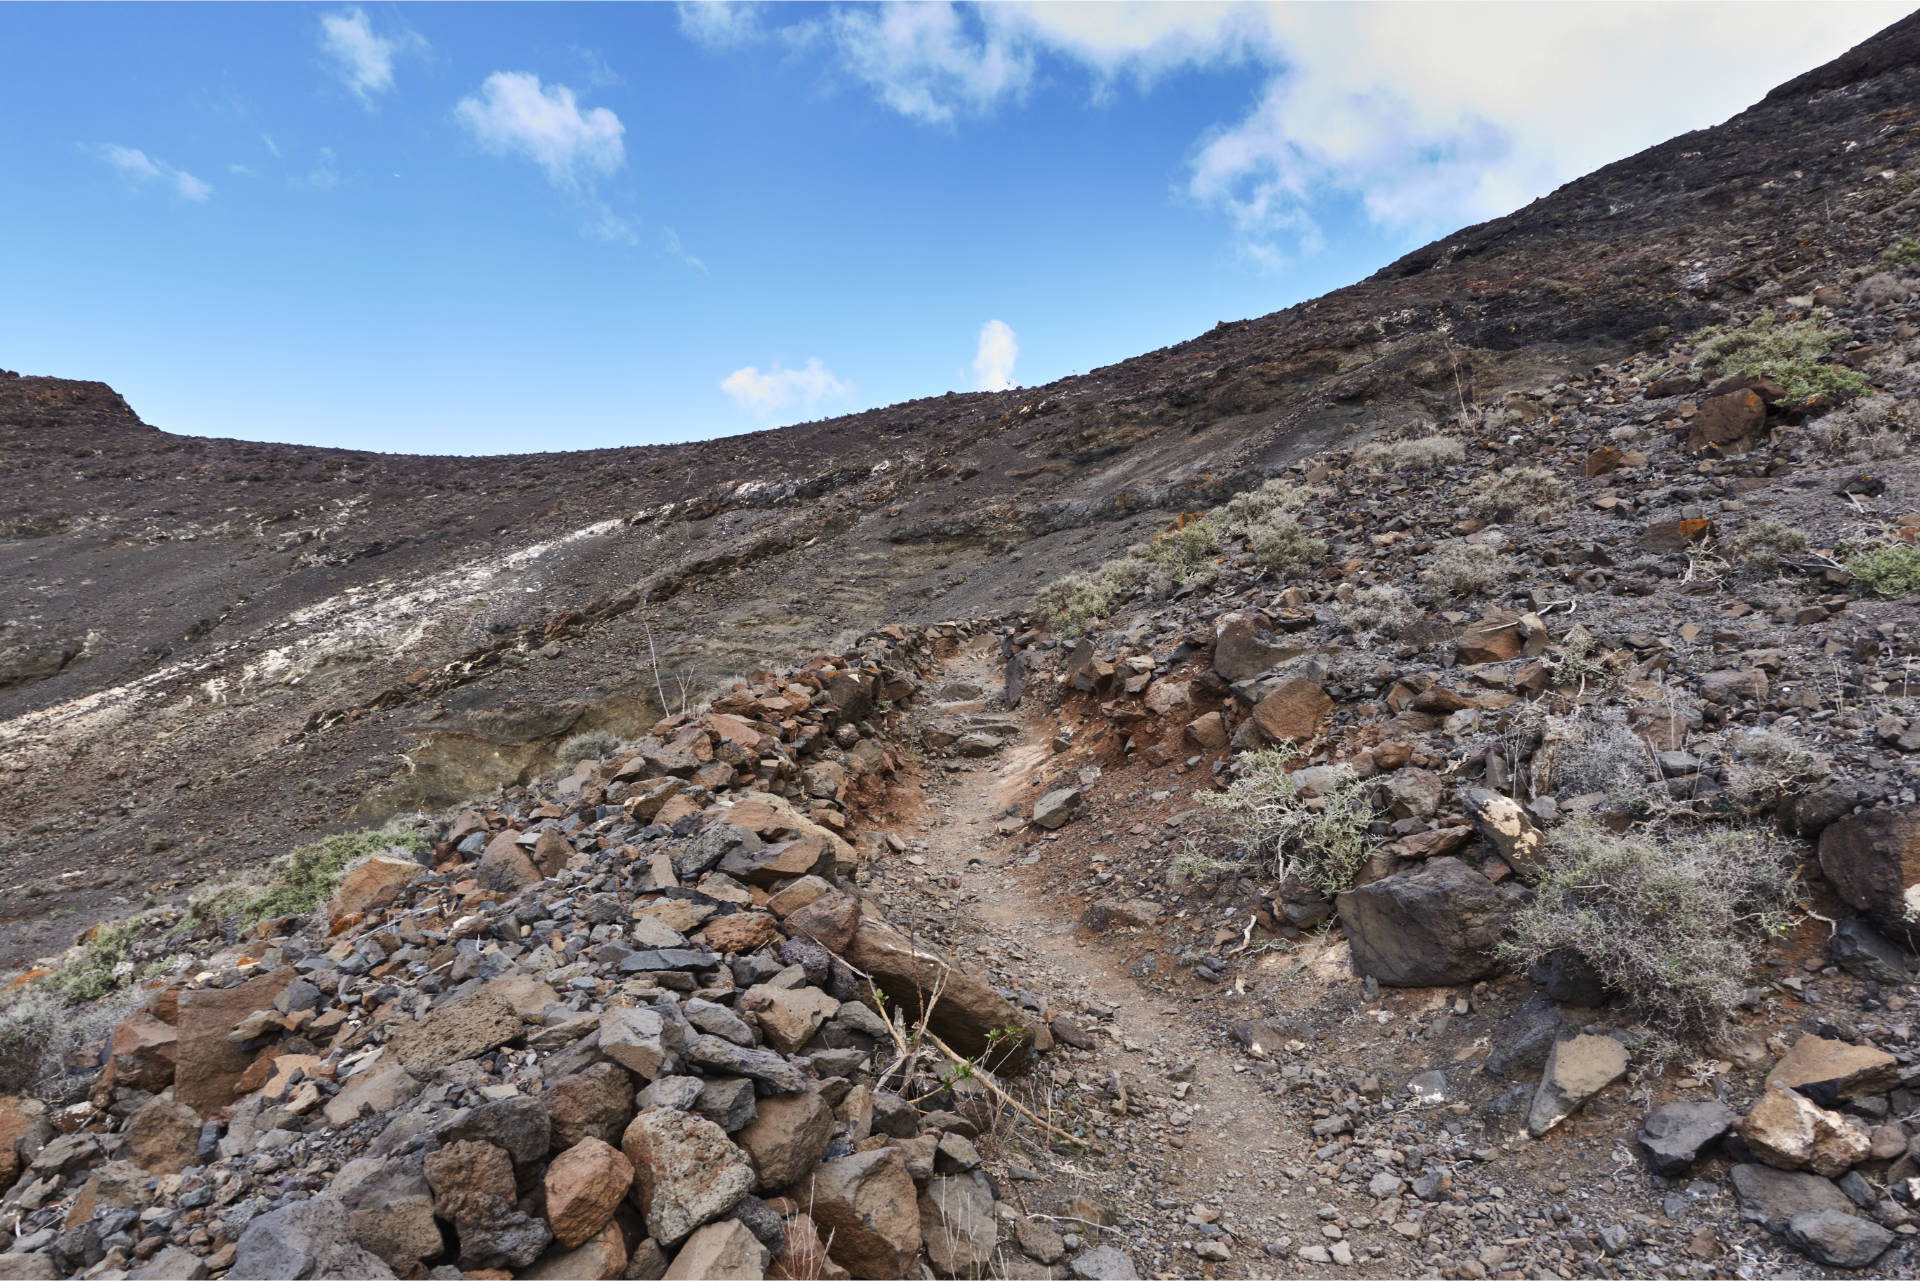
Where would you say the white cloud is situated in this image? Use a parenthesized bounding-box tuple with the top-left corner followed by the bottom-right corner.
(319, 7, 424, 104)
(829, 2, 1035, 126)
(677, 1, 767, 50)
(972, 319, 1018, 391)
(456, 71, 626, 191)
(720, 358, 849, 417)
(737, 1, 1909, 258)
(91, 144, 211, 201)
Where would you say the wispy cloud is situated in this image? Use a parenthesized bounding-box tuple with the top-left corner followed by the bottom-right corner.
(319, 6, 425, 105)
(456, 71, 625, 191)
(720, 358, 848, 417)
(972, 319, 1017, 391)
(90, 144, 211, 201)
(298, 147, 341, 190)
(662, 226, 707, 273)
(677, 1, 768, 50)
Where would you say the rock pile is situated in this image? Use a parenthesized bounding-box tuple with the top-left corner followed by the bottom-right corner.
(0, 624, 1094, 1281)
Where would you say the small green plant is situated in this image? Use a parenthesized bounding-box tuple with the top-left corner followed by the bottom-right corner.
(1883, 236, 1920, 268)
(1039, 572, 1118, 637)
(1140, 518, 1220, 584)
(1499, 822, 1800, 1045)
(49, 916, 144, 1001)
(1723, 520, 1811, 571)
(238, 824, 429, 927)
(1846, 543, 1920, 597)
(1337, 584, 1420, 638)
(1692, 310, 1870, 402)
(557, 729, 620, 765)
(1465, 467, 1570, 523)
(1197, 748, 1376, 897)
(1423, 542, 1514, 598)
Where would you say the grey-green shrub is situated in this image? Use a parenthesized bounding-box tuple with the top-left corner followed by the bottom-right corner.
(1196, 749, 1376, 897)
(1499, 822, 1800, 1045)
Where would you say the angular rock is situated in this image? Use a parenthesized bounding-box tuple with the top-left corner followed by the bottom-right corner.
(232, 1197, 397, 1280)
(601, 1005, 688, 1080)
(1729, 1163, 1855, 1233)
(1456, 619, 1523, 665)
(807, 1148, 921, 1280)
(846, 917, 1030, 1072)
(523, 1222, 629, 1281)
(1784, 1209, 1893, 1269)
(443, 1094, 551, 1172)
(784, 892, 861, 954)
(1829, 917, 1913, 986)
(1336, 858, 1509, 987)
(1637, 1100, 1736, 1176)
(107, 1011, 178, 1093)
(124, 1097, 201, 1176)
(735, 1088, 834, 1191)
(1212, 613, 1298, 682)
(919, 1173, 996, 1279)
(1767, 1035, 1900, 1107)
(741, 984, 839, 1055)
(1818, 805, 1920, 945)
(664, 1218, 770, 1281)
(1461, 788, 1546, 880)
(328, 854, 425, 923)
(1185, 712, 1229, 750)
(545, 1137, 634, 1249)
(1069, 1246, 1140, 1280)
(622, 1108, 755, 1248)
(323, 1049, 419, 1128)
(426, 1140, 553, 1269)
(388, 989, 520, 1074)
(1742, 1083, 1871, 1177)
(335, 1155, 442, 1275)
(1688, 388, 1766, 453)
(695, 1076, 758, 1132)
(478, 830, 542, 894)
(1528, 1034, 1627, 1137)
(1250, 678, 1332, 744)
(172, 966, 295, 1115)
(1032, 788, 1080, 830)
(684, 1036, 809, 1093)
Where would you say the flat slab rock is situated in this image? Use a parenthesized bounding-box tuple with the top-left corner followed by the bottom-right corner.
(1636, 1100, 1735, 1177)
(1528, 1034, 1627, 1138)
(1729, 1162, 1855, 1234)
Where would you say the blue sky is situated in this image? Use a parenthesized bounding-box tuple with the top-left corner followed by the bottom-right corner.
(0, 2, 1909, 454)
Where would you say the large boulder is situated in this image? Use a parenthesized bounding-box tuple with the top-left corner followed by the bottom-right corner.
(232, 1197, 397, 1280)
(1336, 858, 1509, 987)
(846, 917, 1032, 1072)
(807, 1148, 921, 1279)
(542, 1063, 635, 1149)
(335, 1156, 442, 1276)
(1818, 806, 1920, 945)
(1784, 1210, 1893, 1269)
(664, 1219, 770, 1281)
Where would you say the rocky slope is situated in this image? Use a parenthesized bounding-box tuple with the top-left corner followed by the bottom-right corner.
(11, 14, 1920, 965)
(8, 11, 1920, 1281)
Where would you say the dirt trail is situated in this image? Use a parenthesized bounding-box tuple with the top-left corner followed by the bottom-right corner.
(888, 635, 1335, 1276)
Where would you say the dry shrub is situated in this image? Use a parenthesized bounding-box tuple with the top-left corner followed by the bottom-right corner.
(1338, 585, 1420, 639)
(1196, 749, 1376, 897)
(1423, 542, 1513, 598)
(1358, 436, 1465, 472)
(1466, 466, 1571, 522)
(1500, 822, 1801, 1046)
